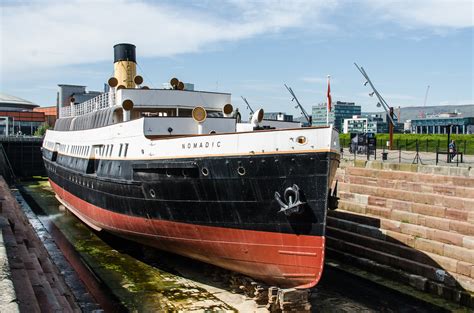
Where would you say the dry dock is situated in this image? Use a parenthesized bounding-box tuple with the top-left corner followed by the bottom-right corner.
(1, 169, 472, 312)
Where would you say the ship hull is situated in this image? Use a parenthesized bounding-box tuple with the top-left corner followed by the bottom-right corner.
(50, 179, 325, 288)
(43, 146, 339, 288)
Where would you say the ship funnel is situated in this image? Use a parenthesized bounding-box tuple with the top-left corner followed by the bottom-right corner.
(251, 108, 264, 127)
(222, 103, 233, 117)
(113, 43, 137, 89)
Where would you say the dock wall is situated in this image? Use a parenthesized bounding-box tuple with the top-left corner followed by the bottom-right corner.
(328, 161, 474, 308)
(0, 137, 45, 179)
(0, 177, 80, 311)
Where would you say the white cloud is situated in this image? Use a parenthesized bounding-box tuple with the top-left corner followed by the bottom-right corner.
(365, 0, 474, 29)
(0, 0, 338, 76)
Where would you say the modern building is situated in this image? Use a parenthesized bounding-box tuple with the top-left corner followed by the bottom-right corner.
(263, 112, 293, 122)
(343, 112, 406, 134)
(312, 101, 361, 130)
(343, 114, 386, 134)
(408, 113, 474, 134)
(33, 106, 58, 127)
(0, 93, 46, 136)
(57, 84, 102, 114)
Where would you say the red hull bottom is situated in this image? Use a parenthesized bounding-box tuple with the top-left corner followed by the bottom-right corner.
(50, 180, 325, 289)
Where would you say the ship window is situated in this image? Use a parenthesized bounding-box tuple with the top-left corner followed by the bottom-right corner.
(109, 145, 113, 156)
(119, 144, 123, 157)
(105, 145, 109, 156)
(124, 143, 129, 157)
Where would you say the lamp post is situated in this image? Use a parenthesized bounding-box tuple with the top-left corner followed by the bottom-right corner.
(447, 124, 451, 163)
(354, 63, 397, 150)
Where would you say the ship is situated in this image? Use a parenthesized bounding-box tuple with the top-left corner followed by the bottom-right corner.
(42, 43, 340, 289)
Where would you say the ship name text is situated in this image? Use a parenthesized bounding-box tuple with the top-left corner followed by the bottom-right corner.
(182, 141, 222, 149)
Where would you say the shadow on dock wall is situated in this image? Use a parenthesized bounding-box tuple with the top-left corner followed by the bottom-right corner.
(326, 204, 473, 309)
(0, 139, 45, 180)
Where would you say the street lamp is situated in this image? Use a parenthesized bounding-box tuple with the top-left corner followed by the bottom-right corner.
(354, 63, 397, 150)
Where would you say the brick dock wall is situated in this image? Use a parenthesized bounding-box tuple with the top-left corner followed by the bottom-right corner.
(328, 161, 474, 307)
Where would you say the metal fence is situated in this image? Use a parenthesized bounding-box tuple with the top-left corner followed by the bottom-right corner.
(341, 139, 472, 166)
(340, 138, 473, 155)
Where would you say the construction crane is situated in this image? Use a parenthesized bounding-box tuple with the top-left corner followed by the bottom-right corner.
(423, 85, 430, 107)
(284, 84, 312, 125)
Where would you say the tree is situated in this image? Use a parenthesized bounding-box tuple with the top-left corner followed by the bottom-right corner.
(34, 124, 50, 137)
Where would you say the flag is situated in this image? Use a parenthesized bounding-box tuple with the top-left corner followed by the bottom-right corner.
(327, 76, 332, 112)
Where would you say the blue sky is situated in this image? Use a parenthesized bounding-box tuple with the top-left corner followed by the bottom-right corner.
(1, 0, 473, 119)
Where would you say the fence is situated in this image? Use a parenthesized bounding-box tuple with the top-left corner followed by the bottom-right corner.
(341, 139, 472, 166)
(340, 138, 474, 155)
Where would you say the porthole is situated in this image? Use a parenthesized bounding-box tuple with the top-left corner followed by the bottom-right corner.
(296, 136, 307, 145)
(149, 189, 156, 198)
(237, 166, 246, 176)
(201, 167, 209, 176)
(209, 130, 216, 134)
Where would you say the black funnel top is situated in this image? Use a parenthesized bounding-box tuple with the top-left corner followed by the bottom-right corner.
(113, 43, 136, 63)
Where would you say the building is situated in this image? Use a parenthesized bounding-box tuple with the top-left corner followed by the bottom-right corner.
(312, 101, 361, 130)
(57, 84, 102, 114)
(33, 106, 58, 127)
(0, 93, 46, 136)
(343, 114, 386, 134)
(263, 112, 293, 122)
(409, 113, 474, 134)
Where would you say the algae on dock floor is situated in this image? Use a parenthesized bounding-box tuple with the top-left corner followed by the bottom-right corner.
(22, 179, 236, 312)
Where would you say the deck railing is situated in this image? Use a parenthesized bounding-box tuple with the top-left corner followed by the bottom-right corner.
(59, 92, 116, 118)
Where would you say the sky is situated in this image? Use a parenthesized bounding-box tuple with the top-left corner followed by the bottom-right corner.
(1, 0, 473, 119)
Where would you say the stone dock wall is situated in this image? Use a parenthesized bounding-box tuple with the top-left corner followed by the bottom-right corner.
(328, 161, 474, 308)
(0, 177, 80, 312)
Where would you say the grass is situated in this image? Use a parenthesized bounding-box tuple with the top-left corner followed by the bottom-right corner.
(339, 133, 474, 155)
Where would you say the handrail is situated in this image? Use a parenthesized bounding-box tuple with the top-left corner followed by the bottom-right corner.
(59, 92, 116, 118)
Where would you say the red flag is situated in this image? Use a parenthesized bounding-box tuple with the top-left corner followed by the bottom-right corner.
(327, 76, 332, 112)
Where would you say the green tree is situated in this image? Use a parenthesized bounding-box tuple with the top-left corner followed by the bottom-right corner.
(34, 124, 50, 137)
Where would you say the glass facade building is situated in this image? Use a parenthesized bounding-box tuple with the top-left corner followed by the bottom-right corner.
(409, 116, 474, 134)
(312, 101, 361, 131)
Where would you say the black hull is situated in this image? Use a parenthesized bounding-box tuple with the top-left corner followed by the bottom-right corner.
(43, 150, 339, 236)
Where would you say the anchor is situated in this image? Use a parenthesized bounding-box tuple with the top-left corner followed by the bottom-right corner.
(275, 184, 305, 216)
